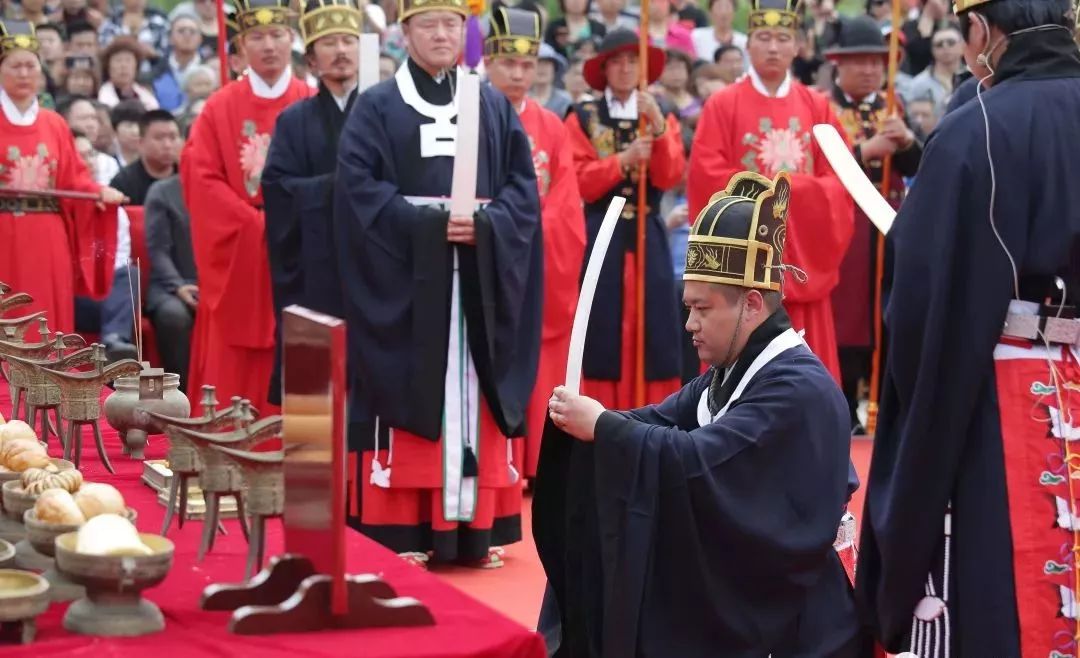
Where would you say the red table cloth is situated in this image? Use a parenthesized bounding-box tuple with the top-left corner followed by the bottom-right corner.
(0, 386, 545, 658)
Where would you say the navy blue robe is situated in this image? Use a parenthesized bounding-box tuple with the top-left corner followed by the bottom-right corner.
(332, 65, 543, 445)
(535, 324, 863, 656)
(262, 84, 356, 406)
(856, 32, 1080, 655)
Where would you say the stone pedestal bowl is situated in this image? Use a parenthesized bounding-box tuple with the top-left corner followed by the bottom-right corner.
(0, 569, 49, 643)
(55, 531, 174, 637)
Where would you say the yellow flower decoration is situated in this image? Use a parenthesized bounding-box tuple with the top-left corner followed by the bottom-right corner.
(12, 35, 31, 48)
(255, 8, 275, 25)
(513, 38, 531, 54)
(763, 10, 781, 26)
(466, 0, 484, 17)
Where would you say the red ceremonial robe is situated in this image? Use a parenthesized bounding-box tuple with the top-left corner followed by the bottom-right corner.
(566, 104, 686, 410)
(0, 107, 103, 339)
(180, 74, 312, 407)
(519, 99, 586, 479)
(687, 74, 853, 382)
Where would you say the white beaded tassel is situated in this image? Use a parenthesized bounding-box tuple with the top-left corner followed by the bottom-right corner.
(902, 506, 953, 658)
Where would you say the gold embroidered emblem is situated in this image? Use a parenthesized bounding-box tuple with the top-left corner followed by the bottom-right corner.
(255, 8, 275, 24)
(13, 35, 31, 48)
(764, 10, 781, 26)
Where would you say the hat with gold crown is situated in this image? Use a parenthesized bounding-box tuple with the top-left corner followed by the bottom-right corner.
(233, 0, 291, 35)
(485, 7, 540, 57)
(684, 172, 792, 292)
(0, 19, 39, 60)
(300, 0, 362, 48)
(398, 0, 472, 23)
(953, 0, 994, 12)
(748, 0, 801, 33)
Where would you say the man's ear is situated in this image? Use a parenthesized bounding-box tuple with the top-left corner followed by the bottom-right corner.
(745, 288, 767, 315)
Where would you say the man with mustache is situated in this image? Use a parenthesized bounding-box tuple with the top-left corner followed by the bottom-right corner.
(688, 0, 853, 384)
(824, 14, 922, 433)
(332, 0, 542, 568)
(180, 0, 312, 409)
(262, 0, 362, 407)
(483, 7, 586, 481)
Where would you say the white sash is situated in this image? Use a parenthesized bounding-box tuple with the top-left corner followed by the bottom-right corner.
(696, 328, 805, 427)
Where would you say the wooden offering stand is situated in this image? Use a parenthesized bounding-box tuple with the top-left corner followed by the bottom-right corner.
(173, 413, 280, 560)
(200, 306, 433, 635)
(6, 335, 96, 450)
(137, 386, 257, 535)
(40, 345, 141, 474)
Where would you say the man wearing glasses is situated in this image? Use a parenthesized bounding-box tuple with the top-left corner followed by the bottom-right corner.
(903, 23, 966, 117)
(150, 13, 204, 112)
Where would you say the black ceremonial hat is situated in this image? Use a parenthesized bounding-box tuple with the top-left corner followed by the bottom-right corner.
(684, 172, 792, 292)
(748, 0, 800, 33)
(300, 0, 362, 48)
(824, 15, 890, 58)
(0, 19, 39, 60)
(485, 7, 540, 58)
(233, 0, 291, 35)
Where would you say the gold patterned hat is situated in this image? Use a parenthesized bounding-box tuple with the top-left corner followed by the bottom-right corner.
(485, 7, 540, 58)
(398, 0, 469, 23)
(0, 20, 39, 60)
(748, 0, 800, 33)
(300, 0, 362, 48)
(233, 0, 291, 35)
(684, 172, 792, 292)
(953, 0, 995, 12)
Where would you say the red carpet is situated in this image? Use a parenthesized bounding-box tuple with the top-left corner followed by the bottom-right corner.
(437, 437, 876, 629)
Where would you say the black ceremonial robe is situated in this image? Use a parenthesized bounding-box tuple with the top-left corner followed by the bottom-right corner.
(856, 31, 1080, 655)
(534, 311, 864, 657)
(262, 82, 357, 405)
(333, 62, 542, 442)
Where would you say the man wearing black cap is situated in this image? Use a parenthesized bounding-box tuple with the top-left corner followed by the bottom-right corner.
(333, 0, 542, 569)
(262, 0, 362, 407)
(539, 172, 865, 657)
(564, 28, 687, 411)
(824, 14, 922, 432)
(180, 0, 312, 408)
(856, 1, 1080, 656)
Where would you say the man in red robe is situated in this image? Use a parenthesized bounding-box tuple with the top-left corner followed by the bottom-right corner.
(565, 29, 686, 411)
(484, 7, 586, 480)
(687, 0, 853, 381)
(180, 0, 312, 408)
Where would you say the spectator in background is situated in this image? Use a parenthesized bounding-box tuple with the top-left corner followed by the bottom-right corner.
(66, 20, 98, 55)
(713, 43, 744, 82)
(671, 0, 708, 29)
(109, 99, 145, 165)
(806, 0, 841, 51)
(531, 43, 572, 118)
(60, 55, 99, 98)
(592, 0, 636, 33)
(544, 0, 606, 60)
(903, 23, 962, 117)
(97, 0, 168, 69)
(573, 35, 600, 59)
(793, 22, 826, 86)
(92, 100, 115, 152)
(59, 95, 119, 183)
(564, 57, 592, 102)
(151, 14, 204, 112)
(15, 0, 47, 24)
(53, 0, 104, 33)
(179, 64, 216, 108)
(169, 0, 227, 62)
(98, 37, 159, 108)
(35, 22, 64, 82)
(656, 48, 700, 122)
(378, 52, 397, 80)
(899, 0, 950, 76)
(144, 173, 198, 392)
(906, 93, 939, 140)
(646, 0, 694, 55)
(690, 61, 727, 98)
(109, 110, 181, 205)
(72, 128, 99, 179)
(692, 0, 746, 63)
(865, 0, 891, 28)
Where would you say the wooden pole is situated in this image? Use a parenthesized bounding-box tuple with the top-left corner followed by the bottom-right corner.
(216, 0, 229, 86)
(633, 0, 650, 408)
(866, 0, 904, 436)
(0, 187, 104, 202)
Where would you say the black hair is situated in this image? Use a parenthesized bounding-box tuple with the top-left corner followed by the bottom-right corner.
(138, 109, 179, 136)
(665, 48, 693, 74)
(66, 20, 96, 38)
(959, 0, 1073, 40)
(109, 99, 147, 129)
(713, 43, 742, 63)
(56, 94, 92, 118)
(36, 22, 64, 38)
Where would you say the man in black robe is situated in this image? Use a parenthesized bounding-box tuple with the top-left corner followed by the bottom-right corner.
(262, 0, 362, 406)
(332, 0, 542, 567)
(537, 172, 865, 657)
(856, 1, 1080, 656)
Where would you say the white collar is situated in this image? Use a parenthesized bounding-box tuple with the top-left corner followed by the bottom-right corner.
(247, 67, 293, 99)
(748, 65, 792, 99)
(604, 87, 637, 120)
(696, 328, 805, 426)
(844, 91, 877, 106)
(394, 61, 462, 119)
(331, 82, 357, 112)
(0, 89, 38, 126)
(169, 53, 198, 76)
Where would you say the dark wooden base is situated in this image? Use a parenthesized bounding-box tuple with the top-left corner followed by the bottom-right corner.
(0, 618, 35, 644)
(201, 554, 435, 635)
